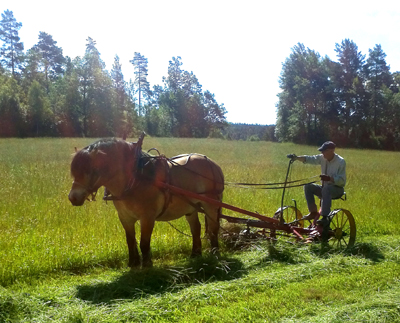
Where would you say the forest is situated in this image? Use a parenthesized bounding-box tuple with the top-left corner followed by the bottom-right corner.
(2, 9, 400, 149)
(276, 41, 400, 150)
(0, 10, 228, 139)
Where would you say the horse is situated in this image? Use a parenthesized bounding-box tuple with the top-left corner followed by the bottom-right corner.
(68, 134, 224, 267)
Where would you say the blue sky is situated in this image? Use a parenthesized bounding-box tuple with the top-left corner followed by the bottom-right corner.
(5, 0, 400, 124)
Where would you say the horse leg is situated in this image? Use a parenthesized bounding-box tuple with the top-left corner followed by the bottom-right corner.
(117, 212, 140, 267)
(140, 218, 155, 268)
(203, 204, 220, 253)
(125, 230, 141, 268)
(185, 211, 202, 257)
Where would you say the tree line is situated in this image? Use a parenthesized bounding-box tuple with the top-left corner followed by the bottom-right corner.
(276, 41, 400, 150)
(0, 10, 227, 138)
(5, 9, 398, 148)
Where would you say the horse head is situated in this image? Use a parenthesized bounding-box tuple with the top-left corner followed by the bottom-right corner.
(69, 134, 146, 206)
(68, 146, 109, 206)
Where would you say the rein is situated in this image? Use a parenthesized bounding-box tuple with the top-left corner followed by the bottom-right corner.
(225, 176, 319, 190)
(102, 150, 319, 204)
(142, 153, 319, 191)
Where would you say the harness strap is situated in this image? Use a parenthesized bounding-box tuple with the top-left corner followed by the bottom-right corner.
(155, 156, 171, 219)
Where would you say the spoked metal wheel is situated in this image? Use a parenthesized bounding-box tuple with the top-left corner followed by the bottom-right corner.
(327, 208, 356, 248)
(273, 206, 304, 227)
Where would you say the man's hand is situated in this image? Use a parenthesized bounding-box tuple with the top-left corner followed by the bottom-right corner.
(320, 174, 331, 182)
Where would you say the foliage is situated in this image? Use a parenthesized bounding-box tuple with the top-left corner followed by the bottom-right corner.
(276, 40, 400, 149)
(0, 10, 227, 139)
(3, 7, 400, 147)
(150, 57, 227, 138)
(223, 123, 276, 141)
(0, 73, 25, 136)
(27, 80, 52, 136)
(111, 55, 137, 137)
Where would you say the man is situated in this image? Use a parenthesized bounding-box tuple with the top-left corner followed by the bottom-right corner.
(292, 141, 346, 225)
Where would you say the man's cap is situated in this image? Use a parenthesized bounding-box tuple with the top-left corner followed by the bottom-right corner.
(318, 141, 336, 151)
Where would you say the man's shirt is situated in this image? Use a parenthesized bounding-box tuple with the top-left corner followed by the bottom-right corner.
(304, 153, 346, 187)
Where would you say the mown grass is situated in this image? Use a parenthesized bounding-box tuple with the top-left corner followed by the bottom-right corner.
(1, 138, 400, 322)
(1, 237, 399, 322)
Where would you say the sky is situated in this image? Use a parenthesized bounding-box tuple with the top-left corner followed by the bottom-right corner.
(5, 0, 400, 125)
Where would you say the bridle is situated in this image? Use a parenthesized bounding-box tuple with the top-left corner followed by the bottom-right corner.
(72, 173, 102, 201)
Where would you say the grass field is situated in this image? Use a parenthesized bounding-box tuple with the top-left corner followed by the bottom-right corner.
(1, 137, 400, 322)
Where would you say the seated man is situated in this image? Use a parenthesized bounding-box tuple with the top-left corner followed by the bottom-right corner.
(292, 141, 346, 225)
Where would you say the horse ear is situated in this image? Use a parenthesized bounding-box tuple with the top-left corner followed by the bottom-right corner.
(137, 132, 146, 150)
(72, 147, 80, 156)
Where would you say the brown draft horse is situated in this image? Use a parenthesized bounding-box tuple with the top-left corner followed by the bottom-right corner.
(68, 134, 224, 267)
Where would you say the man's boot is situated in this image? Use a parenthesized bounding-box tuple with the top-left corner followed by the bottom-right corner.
(317, 216, 330, 242)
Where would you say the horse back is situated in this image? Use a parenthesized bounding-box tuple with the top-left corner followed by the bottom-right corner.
(168, 154, 224, 199)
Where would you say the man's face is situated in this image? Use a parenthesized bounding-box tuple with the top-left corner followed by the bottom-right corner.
(321, 148, 335, 161)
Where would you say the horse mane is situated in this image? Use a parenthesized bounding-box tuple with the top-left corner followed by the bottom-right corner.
(72, 137, 157, 180)
(83, 138, 119, 152)
(71, 138, 121, 176)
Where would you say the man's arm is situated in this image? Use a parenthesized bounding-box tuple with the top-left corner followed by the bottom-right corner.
(294, 156, 306, 163)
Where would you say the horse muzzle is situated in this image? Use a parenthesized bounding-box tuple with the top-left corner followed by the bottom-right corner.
(68, 188, 88, 206)
(68, 180, 93, 206)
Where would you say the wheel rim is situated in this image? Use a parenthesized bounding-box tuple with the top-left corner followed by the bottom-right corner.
(328, 209, 356, 248)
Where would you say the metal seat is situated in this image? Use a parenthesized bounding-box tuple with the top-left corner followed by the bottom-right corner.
(319, 192, 346, 207)
(332, 192, 346, 201)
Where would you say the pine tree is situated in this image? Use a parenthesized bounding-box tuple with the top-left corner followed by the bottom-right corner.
(74, 37, 113, 136)
(365, 44, 392, 136)
(33, 32, 65, 89)
(130, 52, 151, 115)
(111, 55, 136, 136)
(275, 43, 333, 144)
(111, 55, 126, 110)
(0, 10, 24, 78)
(334, 39, 366, 143)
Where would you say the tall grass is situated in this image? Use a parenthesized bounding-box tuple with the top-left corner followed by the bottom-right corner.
(0, 138, 399, 286)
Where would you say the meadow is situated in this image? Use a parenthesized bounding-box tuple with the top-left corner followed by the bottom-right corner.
(1, 137, 400, 322)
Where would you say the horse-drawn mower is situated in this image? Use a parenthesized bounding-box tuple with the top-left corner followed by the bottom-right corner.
(69, 134, 356, 267)
(158, 154, 356, 249)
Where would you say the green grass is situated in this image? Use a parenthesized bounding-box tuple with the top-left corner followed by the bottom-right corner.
(1, 238, 400, 322)
(1, 138, 400, 322)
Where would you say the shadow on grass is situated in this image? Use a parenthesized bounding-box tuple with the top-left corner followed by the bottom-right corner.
(345, 242, 385, 262)
(308, 241, 385, 262)
(75, 254, 246, 304)
(253, 240, 385, 267)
